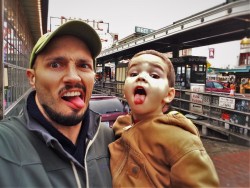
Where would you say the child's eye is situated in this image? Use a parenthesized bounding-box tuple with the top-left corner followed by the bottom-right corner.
(151, 74, 160, 79)
(130, 73, 138, 77)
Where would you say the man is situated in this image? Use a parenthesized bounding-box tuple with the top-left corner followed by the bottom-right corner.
(0, 20, 115, 187)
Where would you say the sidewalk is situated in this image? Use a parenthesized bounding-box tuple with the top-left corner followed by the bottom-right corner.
(202, 138, 250, 188)
(211, 150, 250, 187)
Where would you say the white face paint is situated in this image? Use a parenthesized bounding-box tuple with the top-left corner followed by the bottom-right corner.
(124, 54, 175, 121)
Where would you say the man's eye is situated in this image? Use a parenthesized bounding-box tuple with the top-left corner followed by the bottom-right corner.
(151, 74, 160, 79)
(79, 63, 91, 69)
(50, 62, 61, 68)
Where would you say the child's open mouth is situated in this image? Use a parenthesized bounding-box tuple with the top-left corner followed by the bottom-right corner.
(134, 86, 146, 105)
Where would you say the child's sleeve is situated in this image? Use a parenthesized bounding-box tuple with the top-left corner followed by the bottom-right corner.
(170, 149, 220, 187)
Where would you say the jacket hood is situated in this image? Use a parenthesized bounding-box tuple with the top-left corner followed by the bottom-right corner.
(113, 111, 199, 138)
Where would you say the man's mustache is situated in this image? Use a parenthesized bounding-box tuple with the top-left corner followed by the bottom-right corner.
(59, 83, 86, 95)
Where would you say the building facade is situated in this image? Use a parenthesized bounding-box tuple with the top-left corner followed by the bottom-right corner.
(0, 0, 48, 119)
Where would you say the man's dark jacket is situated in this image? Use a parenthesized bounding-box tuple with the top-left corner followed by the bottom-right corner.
(0, 94, 115, 188)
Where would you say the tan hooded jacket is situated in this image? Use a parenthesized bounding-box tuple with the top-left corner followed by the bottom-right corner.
(108, 111, 219, 188)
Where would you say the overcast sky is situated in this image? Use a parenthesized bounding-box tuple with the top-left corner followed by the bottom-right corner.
(48, 0, 229, 39)
(48, 0, 242, 68)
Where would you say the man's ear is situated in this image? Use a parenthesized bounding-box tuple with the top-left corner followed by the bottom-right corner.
(26, 69, 36, 88)
(163, 87, 175, 104)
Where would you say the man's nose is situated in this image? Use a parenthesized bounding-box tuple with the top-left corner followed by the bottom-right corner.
(63, 66, 81, 83)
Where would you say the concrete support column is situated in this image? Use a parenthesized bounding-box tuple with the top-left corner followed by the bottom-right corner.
(202, 125, 208, 135)
(172, 45, 180, 58)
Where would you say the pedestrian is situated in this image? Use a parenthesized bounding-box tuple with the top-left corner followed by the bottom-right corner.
(0, 20, 115, 187)
(243, 78, 250, 93)
(108, 50, 220, 187)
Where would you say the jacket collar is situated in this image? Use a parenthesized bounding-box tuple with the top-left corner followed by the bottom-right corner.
(21, 91, 101, 166)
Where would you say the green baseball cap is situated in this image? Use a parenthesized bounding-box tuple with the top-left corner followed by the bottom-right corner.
(29, 20, 102, 68)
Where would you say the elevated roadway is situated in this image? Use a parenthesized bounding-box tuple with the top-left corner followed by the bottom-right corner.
(97, 0, 250, 63)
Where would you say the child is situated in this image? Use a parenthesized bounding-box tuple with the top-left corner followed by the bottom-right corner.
(108, 50, 219, 187)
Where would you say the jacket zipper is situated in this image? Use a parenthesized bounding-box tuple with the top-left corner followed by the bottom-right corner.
(112, 136, 129, 181)
(84, 117, 102, 188)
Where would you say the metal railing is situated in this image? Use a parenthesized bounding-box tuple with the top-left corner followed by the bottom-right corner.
(94, 81, 250, 146)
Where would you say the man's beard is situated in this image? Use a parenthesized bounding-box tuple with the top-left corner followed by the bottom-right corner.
(42, 104, 85, 126)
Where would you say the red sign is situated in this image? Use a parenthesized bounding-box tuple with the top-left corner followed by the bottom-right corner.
(209, 48, 215, 58)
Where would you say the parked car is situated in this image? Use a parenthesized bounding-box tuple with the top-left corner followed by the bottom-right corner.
(89, 94, 127, 128)
(205, 80, 231, 93)
(221, 81, 230, 88)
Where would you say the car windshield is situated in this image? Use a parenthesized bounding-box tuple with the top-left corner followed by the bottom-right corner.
(89, 98, 124, 114)
(214, 82, 223, 89)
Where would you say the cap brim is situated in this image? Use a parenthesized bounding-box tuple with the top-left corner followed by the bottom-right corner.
(30, 20, 102, 68)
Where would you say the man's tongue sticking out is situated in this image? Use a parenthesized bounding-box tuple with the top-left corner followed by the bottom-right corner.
(67, 96, 85, 109)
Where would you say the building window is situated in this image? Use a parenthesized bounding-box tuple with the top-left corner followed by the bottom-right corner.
(3, 0, 33, 111)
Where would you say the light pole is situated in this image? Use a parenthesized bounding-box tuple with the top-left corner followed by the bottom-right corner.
(49, 16, 51, 31)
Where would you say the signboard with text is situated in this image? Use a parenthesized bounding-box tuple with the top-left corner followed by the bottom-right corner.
(190, 83, 205, 114)
(219, 97, 235, 109)
(135, 26, 154, 35)
(49, 17, 112, 50)
(209, 48, 215, 58)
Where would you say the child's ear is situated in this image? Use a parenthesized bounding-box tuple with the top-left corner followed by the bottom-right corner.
(163, 87, 175, 104)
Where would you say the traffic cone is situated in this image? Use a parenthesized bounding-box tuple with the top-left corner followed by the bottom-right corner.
(230, 89, 235, 96)
(230, 83, 235, 96)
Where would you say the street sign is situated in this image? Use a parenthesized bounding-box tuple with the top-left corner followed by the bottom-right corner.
(135, 26, 154, 35)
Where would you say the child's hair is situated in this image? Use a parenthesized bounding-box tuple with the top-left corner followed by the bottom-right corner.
(129, 50, 176, 87)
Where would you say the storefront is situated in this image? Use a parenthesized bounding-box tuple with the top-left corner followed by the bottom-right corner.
(0, 0, 48, 118)
(171, 56, 207, 89)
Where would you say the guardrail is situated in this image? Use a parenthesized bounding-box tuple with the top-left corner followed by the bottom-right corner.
(94, 81, 250, 146)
